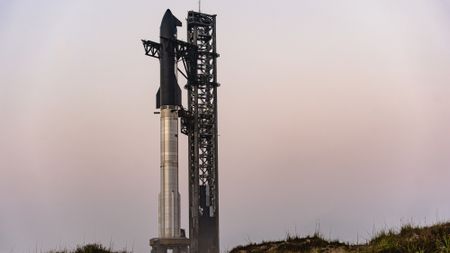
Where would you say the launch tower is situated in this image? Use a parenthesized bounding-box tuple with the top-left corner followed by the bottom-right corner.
(183, 11, 220, 253)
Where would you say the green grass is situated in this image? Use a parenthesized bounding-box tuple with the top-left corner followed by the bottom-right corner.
(230, 222, 450, 253)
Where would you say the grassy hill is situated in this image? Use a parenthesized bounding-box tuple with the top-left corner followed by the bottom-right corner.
(47, 222, 450, 253)
(230, 222, 450, 253)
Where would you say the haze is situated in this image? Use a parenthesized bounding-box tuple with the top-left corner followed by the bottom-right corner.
(1, 0, 450, 252)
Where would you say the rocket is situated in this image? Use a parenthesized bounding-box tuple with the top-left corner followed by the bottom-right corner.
(144, 8, 219, 253)
(157, 9, 182, 239)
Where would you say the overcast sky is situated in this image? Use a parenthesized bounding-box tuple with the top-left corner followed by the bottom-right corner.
(1, 0, 450, 252)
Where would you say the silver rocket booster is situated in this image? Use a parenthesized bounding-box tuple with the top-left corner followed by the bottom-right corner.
(157, 9, 182, 239)
(159, 105, 181, 238)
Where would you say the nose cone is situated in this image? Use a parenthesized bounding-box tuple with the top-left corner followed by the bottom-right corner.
(160, 9, 182, 39)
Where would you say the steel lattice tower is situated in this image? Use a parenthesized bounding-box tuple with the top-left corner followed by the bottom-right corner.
(182, 11, 220, 253)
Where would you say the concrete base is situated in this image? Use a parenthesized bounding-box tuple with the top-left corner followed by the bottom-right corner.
(150, 237, 190, 253)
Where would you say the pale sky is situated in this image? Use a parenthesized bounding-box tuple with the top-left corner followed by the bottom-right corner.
(1, 1, 450, 253)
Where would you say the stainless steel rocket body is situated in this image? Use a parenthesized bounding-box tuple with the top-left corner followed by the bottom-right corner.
(159, 105, 181, 238)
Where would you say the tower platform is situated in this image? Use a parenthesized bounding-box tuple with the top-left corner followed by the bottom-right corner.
(150, 237, 190, 253)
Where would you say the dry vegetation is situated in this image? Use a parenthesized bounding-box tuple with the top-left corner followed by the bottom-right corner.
(230, 222, 450, 253)
(47, 222, 450, 253)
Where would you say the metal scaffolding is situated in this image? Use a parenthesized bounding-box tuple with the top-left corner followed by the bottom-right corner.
(183, 11, 220, 253)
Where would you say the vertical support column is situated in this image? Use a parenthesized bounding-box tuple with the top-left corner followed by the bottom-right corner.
(186, 11, 220, 253)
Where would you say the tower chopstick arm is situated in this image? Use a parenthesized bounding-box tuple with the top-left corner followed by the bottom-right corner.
(142, 40, 161, 58)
